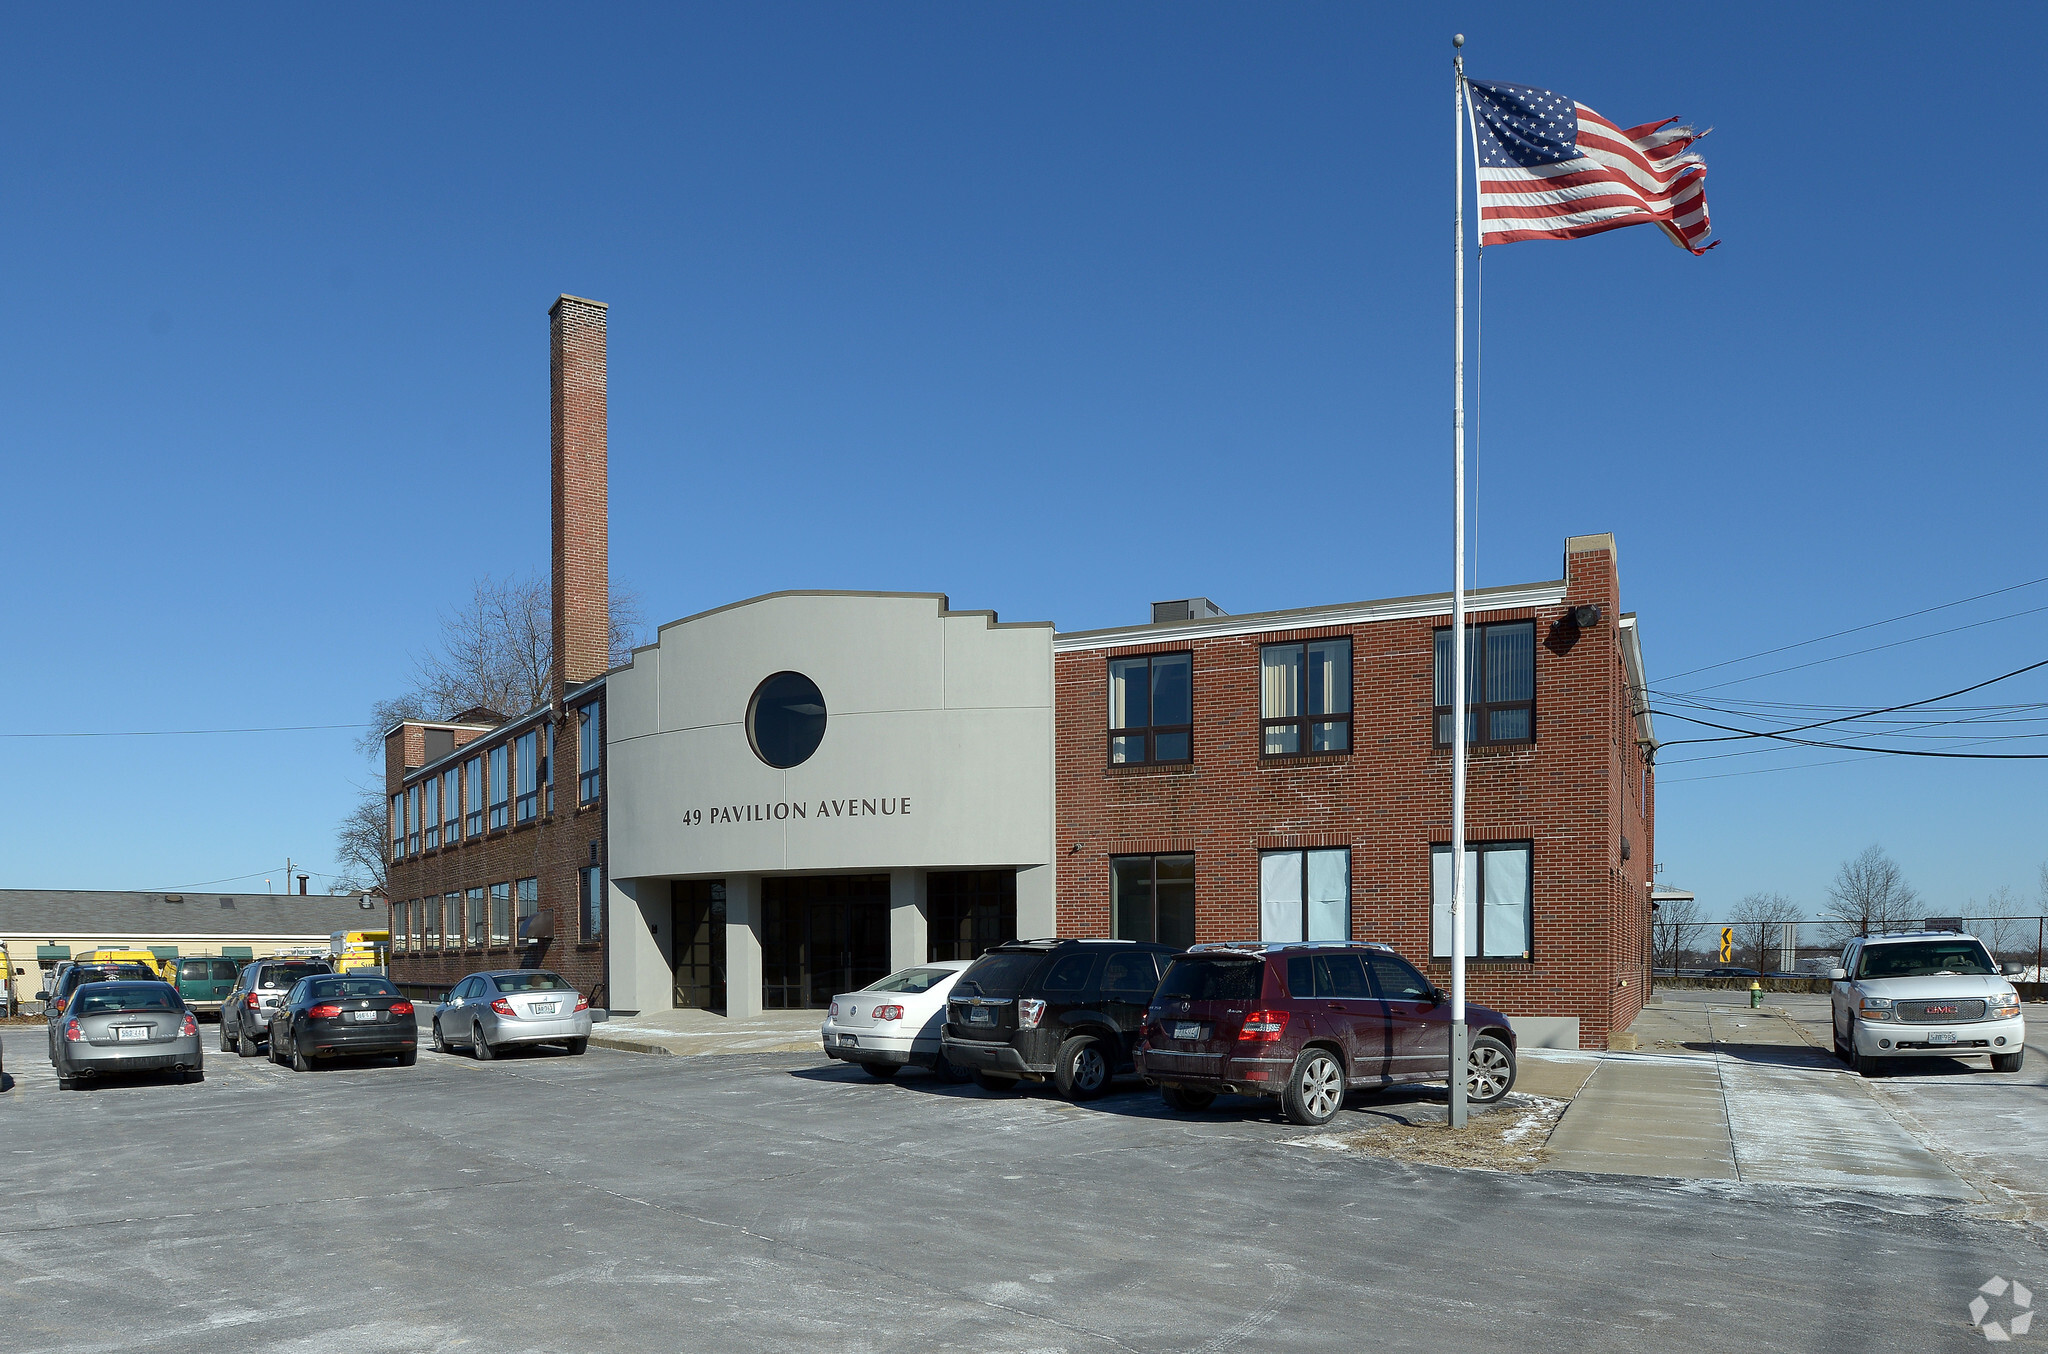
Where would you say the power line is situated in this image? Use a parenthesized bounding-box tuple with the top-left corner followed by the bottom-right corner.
(0, 723, 368, 739)
(1673, 603, 2048, 694)
(1657, 572, 2048, 684)
(1655, 658, 2048, 749)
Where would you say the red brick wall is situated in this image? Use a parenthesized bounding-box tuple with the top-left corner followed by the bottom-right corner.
(551, 294, 609, 703)
(1053, 541, 1646, 1048)
(386, 704, 607, 1003)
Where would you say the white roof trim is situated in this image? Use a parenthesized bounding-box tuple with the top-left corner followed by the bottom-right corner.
(1052, 579, 1568, 652)
(1618, 614, 1654, 747)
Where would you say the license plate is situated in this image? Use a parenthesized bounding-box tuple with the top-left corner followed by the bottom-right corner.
(1929, 1031, 1956, 1044)
(968, 1007, 993, 1024)
(1173, 1021, 1202, 1041)
(351, 1010, 378, 1022)
(532, 1003, 558, 1015)
(117, 1025, 148, 1041)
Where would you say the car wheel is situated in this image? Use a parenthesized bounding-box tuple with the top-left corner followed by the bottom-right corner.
(238, 1029, 259, 1058)
(1282, 1047, 1346, 1126)
(183, 1067, 205, 1084)
(268, 1034, 283, 1065)
(858, 1061, 901, 1080)
(931, 1050, 974, 1084)
(1161, 1086, 1217, 1113)
(1851, 1047, 1886, 1077)
(397, 1046, 418, 1067)
(291, 1033, 314, 1073)
(218, 1021, 232, 1054)
(564, 1037, 588, 1056)
(1991, 1048, 2026, 1073)
(472, 1021, 494, 1060)
(57, 1075, 78, 1091)
(1053, 1035, 1111, 1101)
(1465, 1034, 1517, 1105)
(432, 1019, 451, 1055)
(973, 1070, 1019, 1094)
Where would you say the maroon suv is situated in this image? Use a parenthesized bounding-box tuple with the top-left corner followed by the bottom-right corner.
(1135, 942, 1518, 1125)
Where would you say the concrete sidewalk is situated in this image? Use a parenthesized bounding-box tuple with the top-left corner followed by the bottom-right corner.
(1534, 996, 1975, 1199)
(587, 1006, 824, 1057)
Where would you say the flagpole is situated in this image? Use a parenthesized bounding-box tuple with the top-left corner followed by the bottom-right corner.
(1448, 32, 1470, 1131)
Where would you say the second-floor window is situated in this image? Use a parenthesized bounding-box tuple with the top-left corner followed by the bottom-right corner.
(578, 703, 602, 804)
(515, 730, 538, 823)
(1261, 638, 1352, 756)
(390, 795, 403, 862)
(1107, 653, 1192, 765)
(464, 756, 483, 836)
(405, 784, 420, 856)
(488, 745, 508, 830)
(1434, 620, 1536, 746)
(443, 767, 461, 845)
(422, 774, 440, 850)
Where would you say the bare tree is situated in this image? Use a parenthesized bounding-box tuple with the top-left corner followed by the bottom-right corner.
(1653, 894, 1706, 971)
(337, 572, 645, 888)
(1974, 883, 2032, 962)
(1729, 891, 1798, 972)
(1822, 845, 1921, 941)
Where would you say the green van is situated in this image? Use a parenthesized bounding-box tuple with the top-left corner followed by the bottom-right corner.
(172, 956, 244, 1017)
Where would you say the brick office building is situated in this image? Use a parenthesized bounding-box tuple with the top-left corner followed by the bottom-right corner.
(1051, 534, 1654, 1050)
(384, 296, 612, 1003)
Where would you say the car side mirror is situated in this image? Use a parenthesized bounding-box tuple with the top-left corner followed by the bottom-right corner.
(33, 990, 47, 1002)
(2002, 961, 2025, 977)
(1429, 987, 1447, 1005)
(1829, 968, 1848, 981)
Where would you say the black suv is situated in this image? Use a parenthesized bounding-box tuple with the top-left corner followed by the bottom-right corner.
(940, 939, 1176, 1099)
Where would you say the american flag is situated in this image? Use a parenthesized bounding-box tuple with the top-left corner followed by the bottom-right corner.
(1467, 78, 1713, 253)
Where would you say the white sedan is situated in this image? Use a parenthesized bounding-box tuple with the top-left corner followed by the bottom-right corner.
(821, 960, 973, 1080)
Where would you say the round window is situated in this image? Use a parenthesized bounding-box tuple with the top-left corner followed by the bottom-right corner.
(747, 671, 828, 769)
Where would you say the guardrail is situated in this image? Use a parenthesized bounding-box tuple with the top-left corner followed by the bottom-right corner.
(1655, 976, 2046, 1003)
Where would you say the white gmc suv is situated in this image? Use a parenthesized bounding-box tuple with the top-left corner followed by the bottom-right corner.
(1830, 930, 2026, 1077)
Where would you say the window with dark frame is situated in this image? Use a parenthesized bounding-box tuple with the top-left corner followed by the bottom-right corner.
(464, 755, 483, 837)
(422, 774, 440, 850)
(579, 703, 602, 804)
(1433, 621, 1536, 746)
(516, 877, 538, 944)
(1107, 652, 1192, 765)
(463, 888, 482, 950)
(1261, 638, 1352, 756)
(1110, 853, 1195, 948)
(1430, 841, 1533, 959)
(390, 794, 403, 862)
(488, 882, 511, 947)
(405, 784, 420, 856)
(1258, 848, 1351, 942)
(488, 745, 508, 830)
(515, 730, 538, 823)
(579, 865, 605, 940)
(443, 767, 461, 845)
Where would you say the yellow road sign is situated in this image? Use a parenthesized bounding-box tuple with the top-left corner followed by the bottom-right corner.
(1719, 927, 1733, 963)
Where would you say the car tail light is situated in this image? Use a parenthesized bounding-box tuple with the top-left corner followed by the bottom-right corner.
(246, 993, 261, 1009)
(51, 999, 65, 1015)
(307, 1003, 342, 1019)
(491, 998, 515, 1016)
(1017, 998, 1046, 1029)
(65, 1019, 85, 1042)
(573, 996, 589, 1012)
(871, 1004, 904, 1022)
(1237, 1011, 1291, 1042)
(390, 1001, 415, 1016)
(180, 1013, 199, 1037)
(829, 1000, 839, 1017)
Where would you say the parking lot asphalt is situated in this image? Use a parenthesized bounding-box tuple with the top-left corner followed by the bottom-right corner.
(4, 1020, 2047, 1353)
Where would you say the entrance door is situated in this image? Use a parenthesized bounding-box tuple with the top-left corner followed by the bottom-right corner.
(671, 880, 727, 1013)
(762, 875, 891, 1009)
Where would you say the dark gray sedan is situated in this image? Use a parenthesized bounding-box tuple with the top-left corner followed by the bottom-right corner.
(48, 981, 203, 1089)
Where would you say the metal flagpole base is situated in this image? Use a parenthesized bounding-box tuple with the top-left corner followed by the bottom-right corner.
(1448, 1020, 1469, 1128)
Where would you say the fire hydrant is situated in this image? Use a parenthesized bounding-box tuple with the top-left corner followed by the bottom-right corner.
(1750, 980, 1764, 1009)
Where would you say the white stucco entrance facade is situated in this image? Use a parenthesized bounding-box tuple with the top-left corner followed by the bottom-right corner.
(605, 591, 1056, 1015)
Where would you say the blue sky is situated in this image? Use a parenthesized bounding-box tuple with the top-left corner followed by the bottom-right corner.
(3, 4, 2043, 920)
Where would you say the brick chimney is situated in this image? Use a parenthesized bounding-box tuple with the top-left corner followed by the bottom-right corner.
(550, 295, 609, 707)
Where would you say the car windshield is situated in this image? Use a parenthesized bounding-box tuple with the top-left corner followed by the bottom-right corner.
(492, 973, 572, 992)
(953, 951, 1044, 998)
(1157, 958, 1264, 1002)
(261, 964, 330, 988)
(74, 984, 180, 1014)
(306, 977, 398, 1000)
(864, 967, 957, 995)
(1857, 940, 1997, 979)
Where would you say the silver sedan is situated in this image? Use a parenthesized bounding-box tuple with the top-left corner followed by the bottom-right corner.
(48, 981, 203, 1088)
(431, 970, 592, 1059)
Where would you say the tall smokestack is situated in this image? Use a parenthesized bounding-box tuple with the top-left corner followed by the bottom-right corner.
(550, 295, 609, 707)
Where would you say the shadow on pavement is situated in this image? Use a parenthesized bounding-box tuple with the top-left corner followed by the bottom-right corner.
(1674, 1041, 1840, 1069)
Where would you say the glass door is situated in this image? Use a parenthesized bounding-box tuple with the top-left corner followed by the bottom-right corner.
(671, 880, 727, 1013)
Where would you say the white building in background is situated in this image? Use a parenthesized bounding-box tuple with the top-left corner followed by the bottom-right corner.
(604, 591, 1056, 1016)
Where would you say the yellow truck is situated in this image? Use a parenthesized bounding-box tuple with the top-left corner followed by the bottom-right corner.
(76, 948, 176, 979)
(330, 931, 391, 975)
